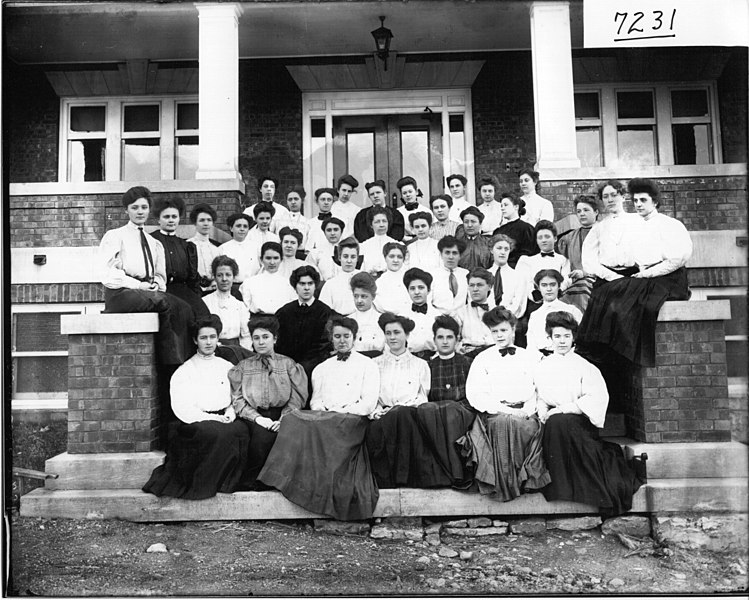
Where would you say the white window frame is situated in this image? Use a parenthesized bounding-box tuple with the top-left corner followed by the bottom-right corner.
(11, 303, 104, 411)
(573, 82, 722, 170)
(59, 96, 198, 184)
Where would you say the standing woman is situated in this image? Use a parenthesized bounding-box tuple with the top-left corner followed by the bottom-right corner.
(535, 311, 645, 516)
(518, 168, 554, 226)
(186, 203, 221, 294)
(229, 315, 308, 489)
(556, 195, 600, 313)
(150, 196, 209, 319)
(143, 315, 251, 499)
(494, 192, 536, 268)
(99, 186, 194, 365)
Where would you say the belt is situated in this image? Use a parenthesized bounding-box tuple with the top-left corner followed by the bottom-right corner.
(205, 407, 227, 416)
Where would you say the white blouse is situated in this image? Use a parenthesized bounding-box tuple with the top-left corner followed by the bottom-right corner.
(526, 299, 583, 353)
(466, 345, 538, 415)
(99, 222, 167, 291)
(534, 351, 609, 428)
(170, 354, 234, 424)
(581, 212, 645, 281)
(405, 237, 442, 274)
(319, 270, 360, 316)
(310, 352, 380, 416)
(634, 210, 693, 278)
(239, 271, 296, 315)
(202, 291, 252, 350)
(349, 307, 385, 353)
(488, 263, 527, 318)
(360, 234, 396, 274)
(374, 349, 430, 409)
(217, 238, 260, 283)
(372, 269, 412, 315)
(520, 192, 554, 226)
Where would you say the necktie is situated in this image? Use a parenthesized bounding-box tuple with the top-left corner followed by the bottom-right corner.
(411, 303, 428, 314)
(404, 202, 419, 211)
(260, 354, 273, 373)
(471, 301, 489, 311)
(492, 268, 504, 304)
(540, 251, 555, 257)
(317, 213, 330, 221)
(336, 351, 352, 362)
(539, 348, 554, 356)
(498, 347, 516, 357)
(448, 269, 458, 297)
(138, 227, 154, 283)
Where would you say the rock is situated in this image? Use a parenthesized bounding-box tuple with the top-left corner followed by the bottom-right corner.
(601, 515, 651, 538)
(616, 532, 643, 550)
(467, 517, 492, 528)
(444, 526, 508, 537)
(435, 578, 446, 588)
(609, 578, 625, 587)
(314, 520, 371, 536)
(384, 517, 422, 529)
(459, 551, 474, 561)
(546, 516, 602, 531)
(673, 573, 686, 580)
(424, 523, 442, 534)
(516, 566, 532, 575)
(426, 533, 441, 546)
(146, 543, 167, 553)
(369, 525, 393, 540)
(652, 514, 748, 552)
(445, 519, 468, 528)
(439, 547, 459, 558)
(509, 517, 546, 535)
(492, 519, 509, 528)
(416, 556, 431, 564)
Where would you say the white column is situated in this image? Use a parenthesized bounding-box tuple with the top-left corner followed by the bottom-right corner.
(195, 3, 243, 181)
(529, 1, 580, 170)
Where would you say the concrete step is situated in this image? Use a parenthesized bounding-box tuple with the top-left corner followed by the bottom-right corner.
(607, 440, 748, 479)
(20, 478, 747, 522)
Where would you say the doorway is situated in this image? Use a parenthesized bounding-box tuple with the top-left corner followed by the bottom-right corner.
(332, 114, 443, 210)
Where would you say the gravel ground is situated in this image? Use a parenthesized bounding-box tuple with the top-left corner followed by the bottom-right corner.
(8, 515, 748, 596)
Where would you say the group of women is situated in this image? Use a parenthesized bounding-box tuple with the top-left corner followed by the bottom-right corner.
(101, 169, 691, 520)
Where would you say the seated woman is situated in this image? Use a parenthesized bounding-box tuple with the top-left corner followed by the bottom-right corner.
(494, 193, 536, 268)
(99, 186, 194, 366)
(143, 315, 251, 499)
(150, 196, 209, 319)
(487, 234, 526, 319)
(371, 242, 412, 315)
(348, 272, 385, 357)
(402, 267, 439, 360)
(228, 315, 307, 489)
(186, 202, 221, 295)
(525, 269, 583, 354)
(461, 307, 549, 501)
(556, 195, 600, 313)
(258, 316, 380, 521)
(360, 207, 396, 276)
(577, 178, 692, 367)
(535, 311, 645, 516)
(518, 168, 554, 226)
(218, 212, 259, 299)
(405, 211, 441, 274)
(202, 256, 252, 350)
(515, 220, 571, 303)
(319, 236, 361, 315)
(366, 313, 474, 489)
(455, 206, 493, 271)
(239, 241, 296, 317)
(277, 226, 310, 279)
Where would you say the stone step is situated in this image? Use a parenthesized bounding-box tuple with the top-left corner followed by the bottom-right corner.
(21, 478, 747, 522)
(608, 440, 748, 479)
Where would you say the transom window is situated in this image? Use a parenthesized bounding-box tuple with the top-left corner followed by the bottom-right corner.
(60, 97, 198, 183)
(574, 84, 719, 169)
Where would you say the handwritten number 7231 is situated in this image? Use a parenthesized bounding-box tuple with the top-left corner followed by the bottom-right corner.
(614, 9, 676, 39)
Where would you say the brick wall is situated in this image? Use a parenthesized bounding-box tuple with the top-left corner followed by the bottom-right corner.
(6, 61, 59, 183)
(9, 191, 243, 249)
(67, 332, 159, 453)
(472, 52, 537, 192)
(625, 319, 731, 443)
(539, 175, 748, 230)
(11, 283, 104, 304)
(239, 60, 303, 201)
(718, 50, 748, 164)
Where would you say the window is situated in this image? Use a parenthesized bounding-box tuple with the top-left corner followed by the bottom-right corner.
(574, 84, 719, 168)
(61, 97, 198, 183)
(11, 304, 103, 410)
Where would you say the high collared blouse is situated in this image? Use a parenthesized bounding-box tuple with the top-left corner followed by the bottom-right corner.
(319, 270, 360, 316)
(202, 291, 252, 349)
(634, 210, 693, 278)
(466, 345, 538, 415)
(228, 351, 308, 422)
(309, 352, 380, 415)
(99, 221, 167, 291)
(451, 297, 497, 348)
(217, 238, 260, 283)
(525, 298, 583, 353)
(349, 306, 385, 353)
(374, 349, 430, 409)
(239, 270, 297, 315)
(171, 353, 234, 424)
(581, 211, 645, 281)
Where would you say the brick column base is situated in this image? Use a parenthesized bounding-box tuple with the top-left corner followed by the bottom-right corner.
(62, 313, 160, 454)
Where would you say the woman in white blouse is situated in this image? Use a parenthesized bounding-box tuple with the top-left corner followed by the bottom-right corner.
(348, 272, 385, 357)
(577, 178, 692, 368)
(143, 315, 250, 499)
(535, 311, 645, 516)
(462, 307, 549, 501)
(518, 168, 554, 226)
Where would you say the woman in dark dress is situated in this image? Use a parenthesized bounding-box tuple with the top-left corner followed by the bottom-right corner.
(229, 315, 308, 489)
(150, 196, 209, 319)
(143, 315, 251, 499)
(556, 195, 599, 314)
(535, 311, 645, 516)
(494, 192, 536, 268)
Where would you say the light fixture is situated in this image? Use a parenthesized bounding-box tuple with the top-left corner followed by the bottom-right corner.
(371, 16, 393, 70)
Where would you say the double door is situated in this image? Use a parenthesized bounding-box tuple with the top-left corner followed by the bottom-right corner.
(332, 114, 444, 209)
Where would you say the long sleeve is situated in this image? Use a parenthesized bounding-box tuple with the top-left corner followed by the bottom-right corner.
(636, 212, 693, 278)
(574, 358, 609, 427)
(375, 351, 430, 409)
(171, 356, 232, 423)
(310, 354, 380, 415)
(466, 347, 536, 414)
(283, 361, 309, 416)
(100, 226, 167, 291)
(581, 222, 619, 281)
(185, 241, 201, 293)
(389, 209, 405, 241)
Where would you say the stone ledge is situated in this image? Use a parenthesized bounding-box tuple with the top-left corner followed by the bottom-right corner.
(61, 313, 159, 335)
(45, 452, 165, 490)
(657, 300, 730, 322)
(19, 478, 749, 522)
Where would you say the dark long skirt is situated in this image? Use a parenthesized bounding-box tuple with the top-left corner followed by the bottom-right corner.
(104, 287, 194, 366)
(460, 412, 550, 501)
(258, 411, 379, 521)
(561, 275, 595, 314)
(241, 406, 283, 489)
(576, 267, 689, 367)
(541, 413, 642, 516)
(143, 419, 251, 500)
(366, 401, 476, 489)
(166, 281, 210, 319)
